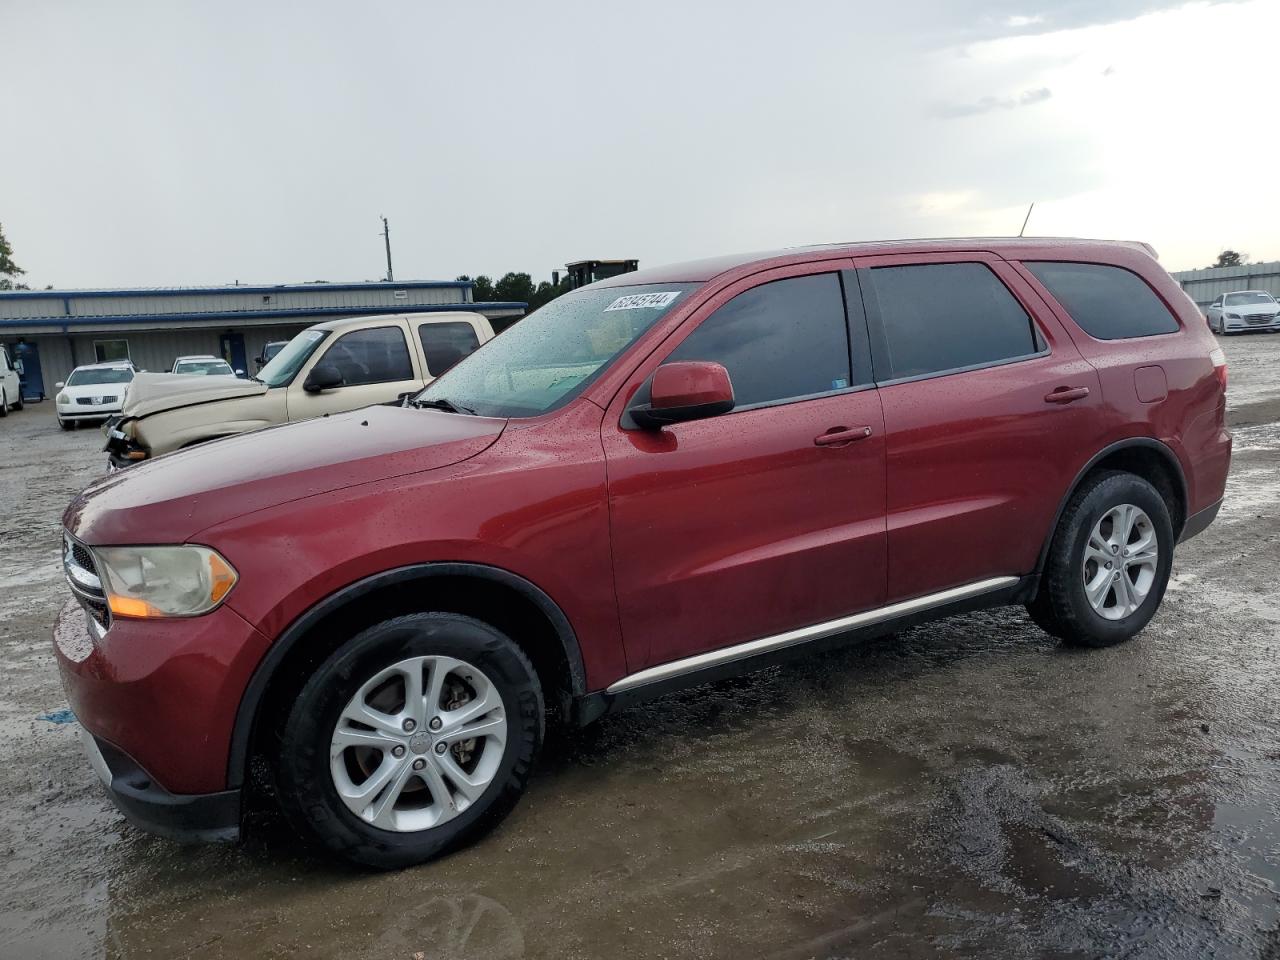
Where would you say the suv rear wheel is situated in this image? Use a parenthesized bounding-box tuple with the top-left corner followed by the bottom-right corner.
(1028, 470, 1174, 647)
(275, 612, 544, 869)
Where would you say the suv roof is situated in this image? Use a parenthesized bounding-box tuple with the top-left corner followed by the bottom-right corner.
(596, 237, 1159, 288)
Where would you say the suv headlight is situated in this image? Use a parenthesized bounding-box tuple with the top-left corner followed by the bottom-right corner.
(95, 545, 238, 618)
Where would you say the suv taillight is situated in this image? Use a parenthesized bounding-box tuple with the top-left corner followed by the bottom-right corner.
(1209, 347, 1227, 391)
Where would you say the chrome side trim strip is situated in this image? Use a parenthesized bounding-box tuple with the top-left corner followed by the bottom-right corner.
(606, 576, 1020, 695)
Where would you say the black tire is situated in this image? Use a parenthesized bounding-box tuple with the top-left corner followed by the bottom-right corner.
(0, 390, 7, 417)
(275, 613, 544, 869)
(1028, 470, 1174, 648)
(59, 418, 73, 431)
(11, 394, 21, 411)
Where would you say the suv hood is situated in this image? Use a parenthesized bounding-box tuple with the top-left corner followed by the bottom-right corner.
(121, 371, 267, 419)
(65, 405, 506, 544)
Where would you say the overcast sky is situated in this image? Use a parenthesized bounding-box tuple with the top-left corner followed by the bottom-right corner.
(3, 0, 1277, 289)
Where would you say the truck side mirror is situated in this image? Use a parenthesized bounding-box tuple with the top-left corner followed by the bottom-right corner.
(303, 364, 344, 393)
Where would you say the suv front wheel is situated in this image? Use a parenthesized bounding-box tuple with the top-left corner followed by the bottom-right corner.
(1028, 470, 1174, 648)
(275, 613, 544, 869)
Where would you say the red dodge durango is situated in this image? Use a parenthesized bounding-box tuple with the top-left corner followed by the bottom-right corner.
(54, 238, 1231, 868)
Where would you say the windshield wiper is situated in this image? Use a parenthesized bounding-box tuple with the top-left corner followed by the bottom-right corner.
(411, 397, 476, 415)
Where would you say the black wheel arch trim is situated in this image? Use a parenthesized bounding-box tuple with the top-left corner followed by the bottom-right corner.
(1035, 437, 1189, 577)
(225, 561, 586, 789)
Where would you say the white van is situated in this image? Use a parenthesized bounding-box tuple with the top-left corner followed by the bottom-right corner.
(0, 344, 23, 417)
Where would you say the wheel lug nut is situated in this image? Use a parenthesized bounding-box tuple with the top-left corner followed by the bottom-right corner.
(402, 719, 416, 732)
(412, 758, 426, 770)
(391, 745, 405, 758)
(429, 717, 442, 731)
(434, 742, 448, 755)
(1105, 561, 1112, 568)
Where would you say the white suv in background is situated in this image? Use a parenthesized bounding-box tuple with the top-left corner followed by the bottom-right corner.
(0, 344, 22, 417)
(55, 362, 137, 429)
(1205, 290, 1280, 334)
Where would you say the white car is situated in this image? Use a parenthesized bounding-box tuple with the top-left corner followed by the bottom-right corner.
(0, 343, 23, 417)
(171, 355, 241, 377)
(55, 362, 137, 430)
(1205, 290, 1280, 334)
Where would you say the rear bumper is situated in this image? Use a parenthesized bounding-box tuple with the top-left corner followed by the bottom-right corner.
(80, 727, 241, 843)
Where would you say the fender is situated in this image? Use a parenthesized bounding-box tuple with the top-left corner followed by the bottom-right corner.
(1034, 437, 1188, 576)
(225, 562, 586, 788)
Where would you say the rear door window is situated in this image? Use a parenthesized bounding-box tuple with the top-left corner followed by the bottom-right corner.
(865, 262, 1041, 382)
(418, 321, 481, 376)
(323, 326, 414, 386)
(665, 272, 854, 408)
(1024, 261, 1179, 340)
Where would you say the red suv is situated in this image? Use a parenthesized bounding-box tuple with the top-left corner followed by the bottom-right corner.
(54, 238, 1231, 868)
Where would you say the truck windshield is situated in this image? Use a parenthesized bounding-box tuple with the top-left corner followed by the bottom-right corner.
(414, 283, 698, 418)
(257, 329, 331, 387)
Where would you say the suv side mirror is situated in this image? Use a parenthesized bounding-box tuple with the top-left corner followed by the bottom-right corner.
(303, 363, 344, 393)
(631, 361, 735, 429)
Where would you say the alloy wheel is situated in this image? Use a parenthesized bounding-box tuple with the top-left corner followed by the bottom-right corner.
(1082, 503, 1158, 620)
(329, 655, 507, 833)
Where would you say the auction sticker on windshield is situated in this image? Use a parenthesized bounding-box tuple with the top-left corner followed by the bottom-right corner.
(604, 291, 682, 311)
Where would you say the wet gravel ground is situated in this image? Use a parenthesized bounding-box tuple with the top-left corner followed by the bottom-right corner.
(1, 334, 1279, 960)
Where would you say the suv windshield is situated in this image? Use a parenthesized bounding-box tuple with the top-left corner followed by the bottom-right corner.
(257, 329, 331, 387)
(414, 283, 698, 417)
(1225, 292, 1275, 305)
(67, 367, 134, 386)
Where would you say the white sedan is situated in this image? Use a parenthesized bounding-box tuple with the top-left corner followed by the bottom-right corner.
(55, 362, 137, 430)
(1205, 290, 1280, 334)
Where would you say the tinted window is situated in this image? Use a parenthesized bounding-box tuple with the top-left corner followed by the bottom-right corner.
(666, 273, 852, 407)
(324, 326, 414, 386)
(868, 263, 1039, 380)
(1025, 261, 1179, 339)
(419, 321, 481, 376)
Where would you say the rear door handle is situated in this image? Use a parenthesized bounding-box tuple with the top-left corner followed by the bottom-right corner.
(814, 426, 873, 447)
(1044, 386, 1090, 404)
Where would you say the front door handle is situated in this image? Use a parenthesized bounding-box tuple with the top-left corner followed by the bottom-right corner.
(1044, 386, 1091, 404)
(814, 426, 873, 447)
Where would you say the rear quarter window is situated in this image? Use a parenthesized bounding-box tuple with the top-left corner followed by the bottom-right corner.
(1024, 261, 1179, 340)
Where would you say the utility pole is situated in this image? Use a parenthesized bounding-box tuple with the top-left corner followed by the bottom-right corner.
(380, 216, 394, 282)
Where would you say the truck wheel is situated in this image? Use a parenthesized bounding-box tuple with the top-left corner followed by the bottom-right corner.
(1027, 470, 1174, 648)
(275, 612, 544, 869)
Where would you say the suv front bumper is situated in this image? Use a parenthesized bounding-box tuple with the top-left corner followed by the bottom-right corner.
(80, 726, 241, 843)
(53, 597, 272, 841)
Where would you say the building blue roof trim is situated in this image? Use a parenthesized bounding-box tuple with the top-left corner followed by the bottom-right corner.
(0, 303, 528, 329)
(0, 280, 473, 301)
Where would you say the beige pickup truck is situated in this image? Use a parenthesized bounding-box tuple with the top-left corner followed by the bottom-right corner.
(104, 312, 494, 467)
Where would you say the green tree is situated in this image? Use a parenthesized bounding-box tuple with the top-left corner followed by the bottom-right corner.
(0, 222, 26, 291)
(457, 273, 496, 301)
(1214, 250, 1245, 268)
(494, 272, 535, 304)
